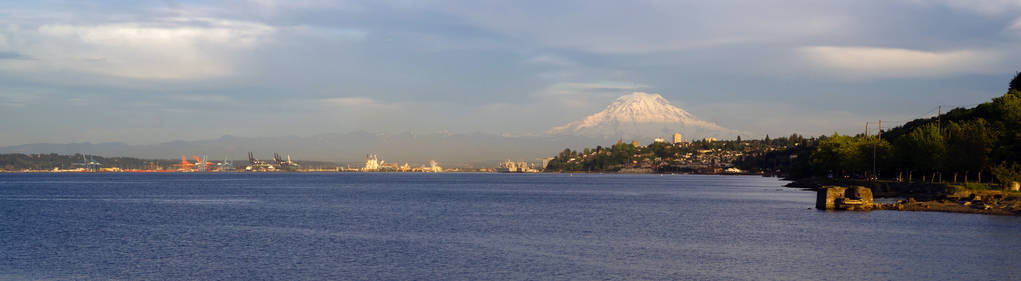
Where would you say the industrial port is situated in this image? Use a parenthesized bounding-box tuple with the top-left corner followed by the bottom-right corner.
(0, 152, 545, 173)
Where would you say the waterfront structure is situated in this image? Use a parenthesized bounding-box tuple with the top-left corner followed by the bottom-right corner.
(495, 160, 539, 173)
(72, 154, 102, 172)
(246, 152, 276, 171)
(363, 154, 382, 171)
(273, 153, 300, 172)
(540, 157, 554, 170)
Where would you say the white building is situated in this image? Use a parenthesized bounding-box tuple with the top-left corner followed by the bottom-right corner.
(363, 154, 382, 171)
(673, 133, 683, 144)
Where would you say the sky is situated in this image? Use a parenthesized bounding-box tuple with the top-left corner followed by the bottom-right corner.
(1, 0, 1020, 146)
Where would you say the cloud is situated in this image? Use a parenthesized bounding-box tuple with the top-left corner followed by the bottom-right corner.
(0, 52, 29, 60)
(321, 97, 386, 107)
(0, 17, 274, 80)
(907, 0, 1021, 16)
(434, 1, 847, 54)
(798, 46, 1001, 78)
(0, 92, 39, 108)
(171, 95, 232, 103)
(539, 82, 646, 96)
(522, 55, 577, 67)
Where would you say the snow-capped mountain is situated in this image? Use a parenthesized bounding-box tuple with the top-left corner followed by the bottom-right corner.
(550, 92, 732, 140)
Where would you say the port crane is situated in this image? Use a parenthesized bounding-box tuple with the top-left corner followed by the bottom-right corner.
(173, 155, 196, 171)
(72, 154, 102, 172)
(193, 155, 214, 171)
(273, 153, 301, 172)
(246, 152, 275, 171)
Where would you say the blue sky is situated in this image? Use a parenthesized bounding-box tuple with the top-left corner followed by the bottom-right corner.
(1, 0, 1019, 145)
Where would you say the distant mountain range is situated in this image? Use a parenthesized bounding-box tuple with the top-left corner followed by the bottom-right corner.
(550, 92, 737, 140)
(0, 132, 608, 167)
(1, 92, 740, 165)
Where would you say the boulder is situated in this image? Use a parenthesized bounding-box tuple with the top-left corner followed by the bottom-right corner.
(817, 186, 846, 210)
(816, 186, 876, 210)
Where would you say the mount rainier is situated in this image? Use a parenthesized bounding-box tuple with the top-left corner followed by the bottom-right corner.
(550, 92, 735, 140)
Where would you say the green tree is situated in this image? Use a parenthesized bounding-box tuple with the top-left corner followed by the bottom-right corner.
(1010, 71, 1021, 92)
(945, 119, 994, 180)
(894, 123, 946, 181)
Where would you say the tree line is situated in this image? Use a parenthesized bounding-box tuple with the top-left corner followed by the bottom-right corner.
(751, 73, 1021, 187)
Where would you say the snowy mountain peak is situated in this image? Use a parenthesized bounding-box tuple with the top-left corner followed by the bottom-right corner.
(550, 92, 728, 139)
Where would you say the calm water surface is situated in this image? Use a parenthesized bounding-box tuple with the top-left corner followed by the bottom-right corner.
(1, 173, 1019, 280)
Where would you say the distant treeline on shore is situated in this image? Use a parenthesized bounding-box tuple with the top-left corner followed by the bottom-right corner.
(0, 153, 339, 171)
(743, 72, 1021, 187)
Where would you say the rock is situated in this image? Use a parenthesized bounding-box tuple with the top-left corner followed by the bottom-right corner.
(816, 186, 875, 211)
(816, 186, 846, 210)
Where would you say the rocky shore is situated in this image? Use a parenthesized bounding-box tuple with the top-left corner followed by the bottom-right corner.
(790, 177, 1021, 216)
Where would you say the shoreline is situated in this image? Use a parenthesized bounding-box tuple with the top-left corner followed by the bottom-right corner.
(788, 177, 1021, 216)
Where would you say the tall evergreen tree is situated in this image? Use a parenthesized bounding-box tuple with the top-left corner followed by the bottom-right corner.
(1011, 71, 1021, 92)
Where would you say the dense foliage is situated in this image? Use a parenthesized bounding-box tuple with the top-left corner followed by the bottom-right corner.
(546, 135, 809, 173)
(1011, 71, 1021, 92)
(750, 87, 1021, 186)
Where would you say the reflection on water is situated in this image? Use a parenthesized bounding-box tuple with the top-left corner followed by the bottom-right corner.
(1, 173, 1019, 280)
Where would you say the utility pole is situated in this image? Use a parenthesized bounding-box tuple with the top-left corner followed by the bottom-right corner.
(937, 105, 942, 132)
(865, 121, 870, 179)
(873, 120, 880, 181)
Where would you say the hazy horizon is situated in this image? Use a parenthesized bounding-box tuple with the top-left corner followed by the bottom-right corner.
(2, 0, 1019, 147)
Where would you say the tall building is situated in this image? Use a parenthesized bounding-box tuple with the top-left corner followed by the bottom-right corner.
(673, 133, 683, 144)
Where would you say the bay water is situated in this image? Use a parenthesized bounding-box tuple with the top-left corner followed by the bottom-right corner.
(1, 173, 1019, 280)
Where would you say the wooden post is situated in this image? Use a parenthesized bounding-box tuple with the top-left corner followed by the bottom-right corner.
(954, 172, 958, 183)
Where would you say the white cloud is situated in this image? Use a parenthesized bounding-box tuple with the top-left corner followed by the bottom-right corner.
(0, 17, 274, 79)
(799, 46, 1001, 78)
